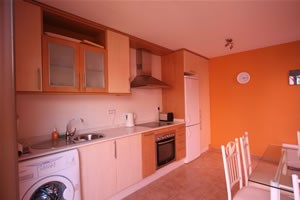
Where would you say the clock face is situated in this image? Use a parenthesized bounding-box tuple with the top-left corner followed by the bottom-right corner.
(237, 72, 250, 84)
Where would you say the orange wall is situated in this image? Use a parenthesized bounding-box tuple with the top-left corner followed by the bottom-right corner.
(209, 41, 300, 156)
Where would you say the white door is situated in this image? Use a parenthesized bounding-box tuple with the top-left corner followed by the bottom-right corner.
(185, 124, 201, 163)
(184, 76, 200, 126)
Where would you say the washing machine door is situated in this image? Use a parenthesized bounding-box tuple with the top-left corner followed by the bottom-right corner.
(22, 175, 74, 200)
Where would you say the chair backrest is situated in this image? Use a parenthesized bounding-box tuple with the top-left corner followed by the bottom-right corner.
(239, 131, 252, 186)
(292, 174, 300, 200)
(221, 138, 243, 200)
(297, 131, 300, 157)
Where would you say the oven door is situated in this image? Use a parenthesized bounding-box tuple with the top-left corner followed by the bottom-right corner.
(156, 137, 176, 168)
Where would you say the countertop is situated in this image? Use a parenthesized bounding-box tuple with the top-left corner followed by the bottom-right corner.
(18, 121, 185, 162)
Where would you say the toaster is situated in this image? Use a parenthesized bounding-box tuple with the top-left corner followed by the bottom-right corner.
(159, 112, 174, 122)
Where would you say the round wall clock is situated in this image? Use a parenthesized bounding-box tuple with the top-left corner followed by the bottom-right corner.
(237, 72, 250, 84)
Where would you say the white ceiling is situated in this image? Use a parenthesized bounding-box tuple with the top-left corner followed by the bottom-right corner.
(38, 0, 300, 58)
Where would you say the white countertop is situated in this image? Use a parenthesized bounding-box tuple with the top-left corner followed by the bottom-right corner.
(18, 121, 185, 162)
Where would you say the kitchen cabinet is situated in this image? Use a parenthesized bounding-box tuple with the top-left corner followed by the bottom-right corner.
(141, 125, 186, 178)
(42, 35, 107, 93)
(162, 50, 210, 153)
(176, 124, 186, 160)
(106, 30, 130, 94)
(141, 131, 156, 178)
(116, 135, 142, 191)
(14, 0, 42, 92)
(79, 140, 115, 200)
(78, 134, 141, 200)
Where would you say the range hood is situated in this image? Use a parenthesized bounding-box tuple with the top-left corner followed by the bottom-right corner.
(130, 49, 170, 89)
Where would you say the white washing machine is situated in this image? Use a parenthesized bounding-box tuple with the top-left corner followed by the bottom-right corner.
(19, 149, 81, 200)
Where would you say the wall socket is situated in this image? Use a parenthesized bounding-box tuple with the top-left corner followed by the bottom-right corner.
(108, 109, 116, 114)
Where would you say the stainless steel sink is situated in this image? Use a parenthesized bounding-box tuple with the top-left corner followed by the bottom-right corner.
(31, 139, 75, 150)
(72, 133, 105, 143)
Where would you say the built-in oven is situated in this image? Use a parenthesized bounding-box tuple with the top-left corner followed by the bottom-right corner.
(156, 131, 176, 168)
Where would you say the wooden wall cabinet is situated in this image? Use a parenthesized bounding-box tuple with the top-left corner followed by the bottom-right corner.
(79, 135, 141, 200)
(14, 0, 42, 92)
(106, 30, 131, 94)
(42, 35, 107, 93)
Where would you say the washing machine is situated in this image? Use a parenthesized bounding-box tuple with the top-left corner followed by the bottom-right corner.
(19, 149, 81, 200)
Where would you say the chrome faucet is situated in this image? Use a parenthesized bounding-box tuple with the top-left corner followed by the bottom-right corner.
(66, 118, 84, 141)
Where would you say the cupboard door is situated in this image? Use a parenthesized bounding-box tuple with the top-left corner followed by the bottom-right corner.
(14, 0, 42, 92)
(80, 44, 107, 92)
(42, 35, 80, 92)
(142, 131, 156, 178)
(176, 125, 186, 160)
(79, 141, 116, 200)
(116, 135, 142, 191)
(106, 30, 130, 94)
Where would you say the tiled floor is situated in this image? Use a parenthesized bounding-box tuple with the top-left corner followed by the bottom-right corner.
(124, 150, 228, 200)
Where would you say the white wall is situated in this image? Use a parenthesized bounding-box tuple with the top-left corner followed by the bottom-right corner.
(16, 49, 164, 139)
(16, 90, 162, 139)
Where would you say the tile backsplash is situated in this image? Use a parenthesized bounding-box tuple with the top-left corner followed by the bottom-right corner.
(16, 89, 162, 139)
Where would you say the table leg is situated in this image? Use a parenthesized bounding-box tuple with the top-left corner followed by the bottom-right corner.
(270, 180, 280, 200)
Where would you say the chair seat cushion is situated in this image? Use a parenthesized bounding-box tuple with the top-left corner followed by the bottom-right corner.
(233, 186, 291, 200)
(233, 186, 269, 200)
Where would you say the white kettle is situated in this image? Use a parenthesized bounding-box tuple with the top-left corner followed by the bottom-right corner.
(125, 112, 135, 127)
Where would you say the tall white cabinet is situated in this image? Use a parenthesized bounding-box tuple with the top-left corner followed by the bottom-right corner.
(78, 134, 142, 200)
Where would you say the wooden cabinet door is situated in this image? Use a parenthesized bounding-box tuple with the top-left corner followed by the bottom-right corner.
(176, 125, 186, 160)
(183, 50, 201, 74)
(116, 135, 142, 191)
(80, 44, 107, 93)
(106, 30, 130, 94)
(14, 0, 42, 92)
(141, 131, 156, 178)
(78, 141, 116, 200)
(42, 35, 80, 92)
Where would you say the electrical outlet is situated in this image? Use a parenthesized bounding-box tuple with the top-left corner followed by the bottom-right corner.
(108, 109, 116, 114)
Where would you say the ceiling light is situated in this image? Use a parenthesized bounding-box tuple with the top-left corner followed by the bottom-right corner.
(225, 38, 233, 50)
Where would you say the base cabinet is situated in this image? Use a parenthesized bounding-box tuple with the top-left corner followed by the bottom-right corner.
(141, 124, 186, 178)
(141, 131, 156, 178)
(176, 125, 186, 160)
(78, 135, 141, 200)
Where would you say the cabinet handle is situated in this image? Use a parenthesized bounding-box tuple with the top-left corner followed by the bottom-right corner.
(200, 109, 202, 130)
(37, 68, 41, 90)
(114, 141, 117, 159)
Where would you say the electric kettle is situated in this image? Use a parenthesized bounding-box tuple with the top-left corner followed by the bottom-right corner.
(125, 112, 135, 127)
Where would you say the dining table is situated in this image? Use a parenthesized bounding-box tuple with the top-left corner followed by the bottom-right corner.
(249, 144, 300, 200)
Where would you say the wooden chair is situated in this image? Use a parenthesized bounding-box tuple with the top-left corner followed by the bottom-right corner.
(292, 174, 300, 200)
(239, 131, 252, 186)
(239, 131, 276, 191)
(221, 138, 270, 200)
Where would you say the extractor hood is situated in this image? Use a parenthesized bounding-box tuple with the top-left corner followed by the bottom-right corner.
(130, 49, 170, 89)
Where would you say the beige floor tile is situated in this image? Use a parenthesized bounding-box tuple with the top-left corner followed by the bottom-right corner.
(124, 150, 229, 200)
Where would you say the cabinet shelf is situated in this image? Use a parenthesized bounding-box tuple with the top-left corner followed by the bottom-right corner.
(86, 69, 103, 73)
(43, 11, 105, 48)
(50, 64, 74, 69)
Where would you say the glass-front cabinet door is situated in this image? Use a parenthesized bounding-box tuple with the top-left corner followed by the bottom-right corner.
(42, 35, 107, 93)
(80, 44, 107, 92)
(43, 35, 80, 92)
